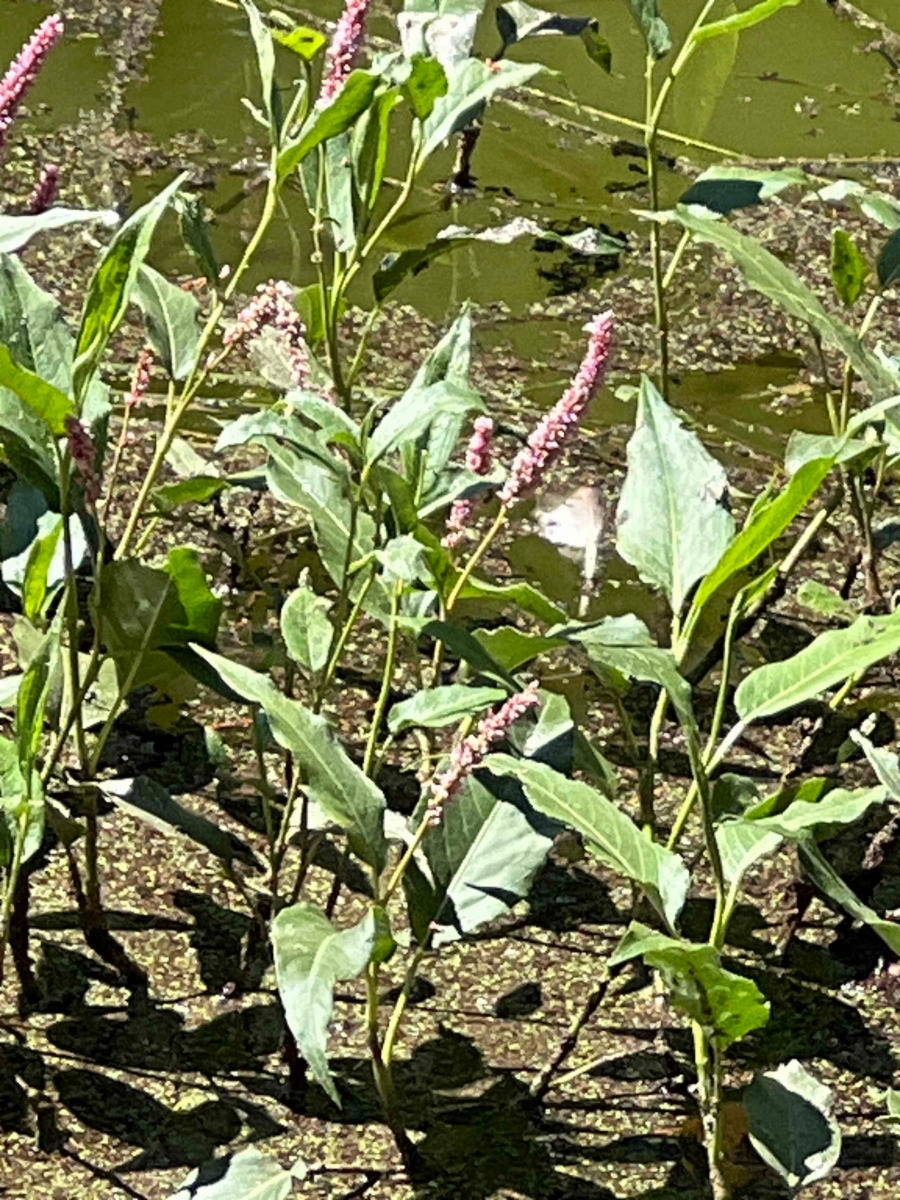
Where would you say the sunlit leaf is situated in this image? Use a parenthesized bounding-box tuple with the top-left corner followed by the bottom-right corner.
(831, 229, 869, 307)
(133, 264, 201, 379)
(0, 207, 118, 256)
(387, 684, 507, 733)
(0, 345, 73, 436)
(692, 0, 802, 43)
(171, 1147, 292, 1199)
(282, 578, 333, 674)
(420, 58, 543, 163)
(277, 71, 381, 181)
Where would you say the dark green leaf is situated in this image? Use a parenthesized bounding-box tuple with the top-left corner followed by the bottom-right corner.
(153, 476, 230, 512)
(73, 172, 188, 403)
(419, 620, 518, 689)
(367, 379, 483, 465)
(679, 166, 805, 215)
(174, 192, 219, 283)
(403, 54, 448, 120)
(98, 776, 259, 867)
(420, 59, 543, 162)
(877, 228, 900, 290)
(831, 229, 869, 307)
(0, 345, 73, 436)
(624, 0, 671, 58)
(352, 88, 400, 211)
(271, 903, 374, 1104)
(611, 923, 769, 1049)
(472, 626, 564, 672)
(277, 72, 381, 182)
(744, 1061, 841, 1190)
(496, 1, 596, 48)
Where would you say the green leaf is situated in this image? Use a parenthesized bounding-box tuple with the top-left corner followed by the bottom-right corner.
(0, 738, 44, 868)
(850, 731, 900, 800)
(877, 228, 900, 290)
(420, 58, 544, 163)
(403, 54, 448, 120)
(133, 265, 201, 380)
(796, 580, 856, 623)
(744, 1061, 841, 1190)
(784, 431, 871, 476)
(653, 206, 899, 399)
(323, 132, 356, 253)
(624, 0, 671, 58)
(692, 0, 802, 43)
(192, 649, 388, 870)
(352, 87, 400, 211)
(611, 923, 769, 1049)
(277, 71, 381, 182)
(271, 903, 375, 1104)
(387, 684, 507, 733)
(453, 575, 567, 625)
(616, 376, 734, 614)
(171, 1148, 292, 1200)
(750, 785, 885, 838)
(496, 2, 600, 50)
(73, 172, 188, 404)
(818, 179, 900, 232)
(273, 25, 327, 60)
(174, 192, 219, 283)
(679, 166, 806, 216)
(486, 755, 689, 929)
(0, 345, 73, 436)
(716, 820, 782, 887)
(580, 25, 613, 71)
(153, 476, 230, 512)
(240, 0, 280, 142)
(0, 207, 119, 256)
(472, 626, 564, 672)
(367, 379, 483, 465)
(419, 620, 518, 689)
(799, 838, 900, 955)
(163, 547, 222, 645)
(403, 771, 556, 946)
(281, 578, 333, 674)
(735, 611, 900, 723)
(689, 455, 833, 618)
(831, 229, 869, 307)
(98, 776, 259, 868)
(20, 512, 64, 622)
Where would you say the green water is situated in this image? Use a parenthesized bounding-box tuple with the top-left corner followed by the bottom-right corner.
(1, 0, 898, 457)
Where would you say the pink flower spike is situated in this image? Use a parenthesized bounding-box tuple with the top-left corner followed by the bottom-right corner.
(65, 416, 100, 505)
(499, 312, 614, 508)
(225, 280, 310, 389)
(443, 416, 495, 549)
(426, 683, 541, 824)
(320, 0, 373, 102)
(25, 163, 59, 214)
(128, 347, 155, 408)
(0, 15, 64, 151)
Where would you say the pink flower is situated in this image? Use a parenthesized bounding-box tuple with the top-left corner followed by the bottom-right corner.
(128, 347, 154, 407)
(443, 416, 495, 549)
(321, 0, 373, 102)
(225, 280, 310, 389)
(427, 684, 541, 823)
(499, 312, 614, 507)
(25, 163, 59, 215)
(65, 416, 100, 505)
(0, 16, 64, 151)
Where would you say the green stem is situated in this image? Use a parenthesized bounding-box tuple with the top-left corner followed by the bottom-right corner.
(0, 810, 31, 987)
(640, 686, 667, 836)
(363, 581, 402, 777)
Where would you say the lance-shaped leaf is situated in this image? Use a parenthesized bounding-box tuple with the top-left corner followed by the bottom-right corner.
(878, 228, 900, 290)
(387, 684, 507, 733)
(281, 578, 333, 675)
(171, 1147, 292, 1200)
(679, 166, 806, 216)
(277, 71, 381, 181)
(0, 738, 45, 869)
(73, 172, 188, 403)
(832, 229, 869, 308)
(616, 377, 734, 614)
(496, 0, 610, 70)
(818, 179, 900, 232)
(0, 345, 73, 436)
(419, 619, 518, 688)
(473, 626, 564, 672)
(744, 1060, 841, 1190)
(367, 379, 484, 465)
(98, 776, 260, 868)
(735, 611, 900, 723)
(798, 838, 900, 955)
(0, 207, 118, 256)
(453, 575, 567, 625)
(752, 785, 886, 838)
(624, 0, 671, 58)
(174, 192, 219, 283)
(716, 821, 783, 887)
(692, 0, 802, 43)
(689, 455, 833, 619)
(611, 923, 769, 1049)
(420, 58, 544, 163)
(133, 264, 201, 379)
(193, 649, 387, 870)
(851, 730, 900, 799)
(651, 206, 900, 399)
(240, 0, 280, 143)
(486, 755, 689, 928)
(271, 903, 375, 1104)
(404, 772, 556, 946)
